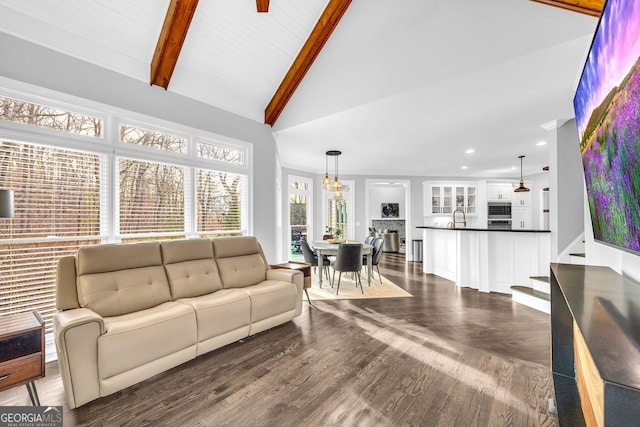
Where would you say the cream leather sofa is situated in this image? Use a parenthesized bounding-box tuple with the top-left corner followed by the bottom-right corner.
(53, 236, 303, 409)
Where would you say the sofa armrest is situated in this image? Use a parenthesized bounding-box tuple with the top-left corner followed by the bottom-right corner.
(54, 308, 105, 409)
(266, 269, 304, 316)
(266, 269, 303, 286)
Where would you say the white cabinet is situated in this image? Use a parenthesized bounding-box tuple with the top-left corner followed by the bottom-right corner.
(456, 186, 476, 214)
(428, 184, 476, 215)
(487, 183, 513, 201)
(487, 232, 540, 293)
(512, 207, 532, 229)
(424, 229, 457, 281)
(430, 185, 453, 214)
(513, 189, 531, 206)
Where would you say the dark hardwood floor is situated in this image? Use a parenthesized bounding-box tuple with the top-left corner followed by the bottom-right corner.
(0, 253, 557, 426)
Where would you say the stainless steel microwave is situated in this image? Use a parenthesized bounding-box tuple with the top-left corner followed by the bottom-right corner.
(488, 201, 512, 219)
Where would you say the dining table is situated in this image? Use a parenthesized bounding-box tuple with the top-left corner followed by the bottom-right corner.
(311, 240, 374, 288)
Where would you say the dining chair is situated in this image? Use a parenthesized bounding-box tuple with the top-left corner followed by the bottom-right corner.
(365, 237, 384, 283)
(364, 235, 375, 245)
(301, 240, 332, 287)
(331, 243, 363, 295)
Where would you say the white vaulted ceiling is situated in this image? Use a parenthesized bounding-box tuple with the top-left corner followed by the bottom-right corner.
(0, 0, 598, 178)
(0, 0, 328, 121)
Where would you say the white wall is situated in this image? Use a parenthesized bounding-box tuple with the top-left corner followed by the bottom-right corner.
(530, 172, 550, 230)
(0, 32, 280, 261)
(368, 186, 406, 219)
(556, 120, 585, 254)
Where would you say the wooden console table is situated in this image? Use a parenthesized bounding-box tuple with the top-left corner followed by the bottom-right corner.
(0, 311, 45, 405)
(551, 263, 640, 426)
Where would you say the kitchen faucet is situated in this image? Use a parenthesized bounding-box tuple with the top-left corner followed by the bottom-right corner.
(449, 208, 467, 229)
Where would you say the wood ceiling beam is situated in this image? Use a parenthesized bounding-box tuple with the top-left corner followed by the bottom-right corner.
(264, 0, 352, 126)
(150, 0, 199, 89)
(257, 0, 270, 13)
(529, 0, 603, 17)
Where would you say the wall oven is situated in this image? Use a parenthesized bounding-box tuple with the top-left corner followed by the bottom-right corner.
(488, 201, 512, 219)
(488, 201, 512, 229)
(487, 219, 512, 230)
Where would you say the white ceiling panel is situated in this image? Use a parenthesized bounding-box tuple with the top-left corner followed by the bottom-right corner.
(0, 0, 168, 80)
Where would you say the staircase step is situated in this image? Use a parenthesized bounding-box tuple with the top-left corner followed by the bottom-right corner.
(529, 276, 550, 284)
(511, 285, 550, 314)
(511, 286, 550, 301)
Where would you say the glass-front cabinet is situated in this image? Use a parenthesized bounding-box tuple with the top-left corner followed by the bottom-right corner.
(428, 184, 476, 215)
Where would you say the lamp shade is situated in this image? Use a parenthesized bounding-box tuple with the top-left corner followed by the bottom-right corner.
(0, 189, 15, 218)
(514, 155, 530, 193)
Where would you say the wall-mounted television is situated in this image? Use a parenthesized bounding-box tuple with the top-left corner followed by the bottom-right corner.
(574, 0, 640, 254)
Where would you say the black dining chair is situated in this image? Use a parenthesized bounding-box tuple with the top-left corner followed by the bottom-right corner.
(365, 237, 384, 283)
(301, 240, 332, 287)
(331, 243, 363, 295)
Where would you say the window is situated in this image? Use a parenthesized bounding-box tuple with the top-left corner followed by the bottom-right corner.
(198, 141, 244, 165)
(0, 140, 101, 332)
(288, 176, 313, 259)
(118, 158, 185, 238)
(0, 96, 102, 137)
(196, 169, 248, 237)
(0, 90, 252, 334)
(120, 124, 186, 153)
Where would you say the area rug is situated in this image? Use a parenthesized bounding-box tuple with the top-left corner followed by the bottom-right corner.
(306, 269, 412, 300)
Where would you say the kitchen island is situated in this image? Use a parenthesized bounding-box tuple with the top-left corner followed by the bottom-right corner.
(417, 226, 550, 294)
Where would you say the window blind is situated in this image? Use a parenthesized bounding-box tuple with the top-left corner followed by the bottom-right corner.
(196, 169, 248, 236)
(118, 157, 185, 236)
(0, 140, 101, 332)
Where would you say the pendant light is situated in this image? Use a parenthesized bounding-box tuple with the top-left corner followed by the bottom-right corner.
(322, 153, 331, 190)
(324, 150, 348, 196)
(514, 155, 530, 193)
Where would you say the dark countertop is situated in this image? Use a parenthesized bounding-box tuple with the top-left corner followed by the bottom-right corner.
(551, 263, 640, 390)
(416, 226, 550, 233)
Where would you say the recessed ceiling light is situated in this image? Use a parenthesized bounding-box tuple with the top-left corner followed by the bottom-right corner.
(465, 149, 475, 154)
(461, 166, 469, 170)
(536, 141, 547, 146)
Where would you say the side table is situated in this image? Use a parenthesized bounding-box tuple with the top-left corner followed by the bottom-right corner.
(0, 311, 45, 405)
(271, 261, 312, 304)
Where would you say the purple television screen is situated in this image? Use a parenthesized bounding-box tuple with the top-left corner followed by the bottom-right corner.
(574, 0, 640, 253)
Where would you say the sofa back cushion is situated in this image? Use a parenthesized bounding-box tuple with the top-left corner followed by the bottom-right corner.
(76, 242, 171, 317)
(161, 239, 223, 299)
(213, 236, 267, 288)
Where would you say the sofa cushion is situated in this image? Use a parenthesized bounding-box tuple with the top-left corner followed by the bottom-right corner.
(98, 302, 196, 380)
(216, 254, 267, 288)
(161, 239, 223, 299)
(212, 236, 265, 259)
(77, 242, 163, 275)
(77, 266, 171, 317)
(243, 280, 298, 323)
(213, 236, 267, 288)
(75, 242, 171, 317)
(160, 239, 214, 264)
(177, 289, 250, 343)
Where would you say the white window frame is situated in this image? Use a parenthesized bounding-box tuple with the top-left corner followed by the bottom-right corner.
(288, 175, 313, 257)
